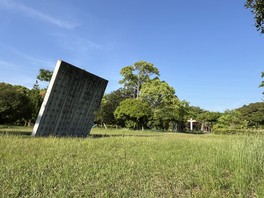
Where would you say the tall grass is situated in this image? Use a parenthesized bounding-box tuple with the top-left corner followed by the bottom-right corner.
(0, 128, 264, 197)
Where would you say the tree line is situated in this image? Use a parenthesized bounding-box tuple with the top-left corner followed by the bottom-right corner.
(0, 69, 52, 125)
(1, 63, 264, 132)
(95, 61, 264, 132)
(1, 60, 263, 131)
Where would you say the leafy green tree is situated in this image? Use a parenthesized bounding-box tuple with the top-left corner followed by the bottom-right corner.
(187, 106, 206, 120)
(245, 0, 264, 34)
(28, 81, 43, 123)
(114, 98, 152, 130)
(140, 78, 187, 131)
(96, 88, 132, 126)
(140, 78, 176, 108)
(213, 110, 248, 130)
(197, 111, 221, 132)
(119, 61, 160, 98)
(237, 102, 264, 128)
(0, 83, 33, 124)
(37, 69, 53, 82)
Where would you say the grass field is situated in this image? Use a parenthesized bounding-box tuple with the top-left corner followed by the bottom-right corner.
(0, 126, 264, 197)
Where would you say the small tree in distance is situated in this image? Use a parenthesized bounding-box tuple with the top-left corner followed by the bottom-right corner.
(260, 72, 264, 96)
(37, 69, 53, 82)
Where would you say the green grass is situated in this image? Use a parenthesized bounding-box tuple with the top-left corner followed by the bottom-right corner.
(0, 126, 264, 197)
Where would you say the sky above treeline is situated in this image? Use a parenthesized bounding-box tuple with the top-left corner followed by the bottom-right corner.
(0, 0, 263, 112)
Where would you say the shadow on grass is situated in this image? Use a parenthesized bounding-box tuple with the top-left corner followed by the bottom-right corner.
(0, 131, 161, 139)
(89, 134, 163, 139)
(0, 131, 32, 136)
(0, 130, 208, 138)
(176, 131, 208, 135)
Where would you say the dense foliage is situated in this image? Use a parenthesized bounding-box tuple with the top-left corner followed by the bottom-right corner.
(96, 60, 264, 132)
(95, 88, 132, 126)
(114, 98, 152, 129)
(238, 102, 264, 128)
(96, 61, 193, 131)
(0, 83, 33, 124)
(0, 71, 45, 125)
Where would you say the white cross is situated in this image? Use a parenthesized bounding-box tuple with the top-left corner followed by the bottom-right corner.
(187, 118, 196, 131)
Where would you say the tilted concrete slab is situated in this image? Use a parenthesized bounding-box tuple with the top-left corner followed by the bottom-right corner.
(32, 60, 108, 137)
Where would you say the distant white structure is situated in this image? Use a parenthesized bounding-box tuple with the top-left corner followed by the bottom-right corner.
(187, 118, 197, 131)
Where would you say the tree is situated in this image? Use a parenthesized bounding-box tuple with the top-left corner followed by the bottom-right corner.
(95, 88, 132, 126)
(140, 78, 177, 108)
(140, 78, 181, 130)
(260, 72, 264, 95)
(119, 61, 160, 98)
(197, 111, 221, 132)
(114, 98, 152, 130)
(245, 0, 264, 34)
(213, 110, 248, 130)
(28, 81, 43, 123)
(37, 69, 53, 82)
(0, 83, 33, 124)
(187, 106, 206, 120)
(237, 102, 264, 128)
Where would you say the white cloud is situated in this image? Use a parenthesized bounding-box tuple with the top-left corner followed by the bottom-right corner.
(52, 33, 105, 52)
(73, 38, 103, 51)
(0, 59, 16, 67)
(50, 33, 110, 66)
(0, 0, 76, 29)
(0, 44, 56, 89)
(0, 45, 55, 69)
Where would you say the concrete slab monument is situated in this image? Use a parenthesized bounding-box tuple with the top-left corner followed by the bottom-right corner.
(32, 60, 108, 137)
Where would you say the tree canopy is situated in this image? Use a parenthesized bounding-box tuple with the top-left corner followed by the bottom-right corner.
(237, 102, 264, 128)
(140, 78, 186, 130)
(0, 83, 33, 124)
(119, 61, 160, 98)
(141, 78, 177, 109)
(37, 69, 53, 82)
(96, 88, 132, 125)
(245, 0, 264, 34)
(213, 110, 248, 130)
(114, 98, 152, 130)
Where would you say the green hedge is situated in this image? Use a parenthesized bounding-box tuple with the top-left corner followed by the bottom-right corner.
(213, 128, 264, 135)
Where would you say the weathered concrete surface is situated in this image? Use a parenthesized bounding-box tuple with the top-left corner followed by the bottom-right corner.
(32, 60, 108, 137)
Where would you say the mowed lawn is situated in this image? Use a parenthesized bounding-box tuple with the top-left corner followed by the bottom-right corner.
(1, 127, 264, 197)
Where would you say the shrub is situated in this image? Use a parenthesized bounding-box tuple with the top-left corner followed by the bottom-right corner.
(213, 128, 264, 135)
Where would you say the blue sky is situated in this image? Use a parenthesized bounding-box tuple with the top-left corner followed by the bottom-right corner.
(0, 0, 263, 112)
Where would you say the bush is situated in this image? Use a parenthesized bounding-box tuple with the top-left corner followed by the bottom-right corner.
(213, 128, 264, 135)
